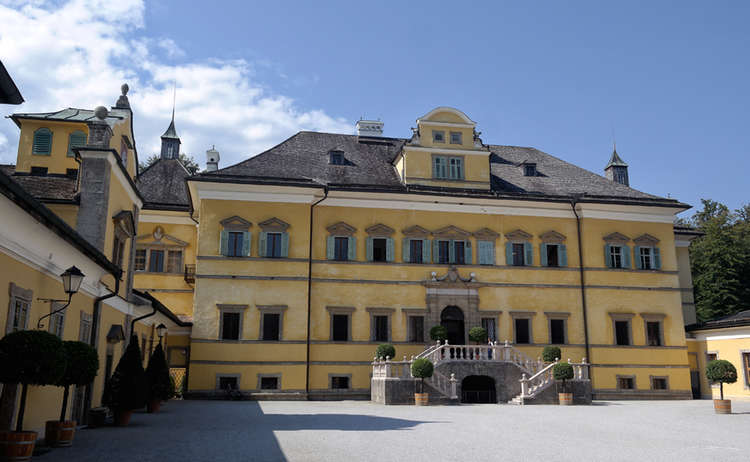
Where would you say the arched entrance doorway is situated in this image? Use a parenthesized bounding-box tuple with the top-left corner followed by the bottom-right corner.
(461, 375, 496, 403)
(441, 306, 465, 345)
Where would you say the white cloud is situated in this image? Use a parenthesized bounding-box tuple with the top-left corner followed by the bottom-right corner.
(0, 0, 352, 169)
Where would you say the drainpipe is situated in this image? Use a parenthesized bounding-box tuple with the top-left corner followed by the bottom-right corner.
(570, 197, 591, 366)
(305, 187, 328, 399)
(129, 297, 158, 344)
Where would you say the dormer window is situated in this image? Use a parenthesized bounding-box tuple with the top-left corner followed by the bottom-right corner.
(450, 132, 462, 144)
(524, 163, 537, 177)
(329, 150, 345, 165)
(432, 130, 445, 143)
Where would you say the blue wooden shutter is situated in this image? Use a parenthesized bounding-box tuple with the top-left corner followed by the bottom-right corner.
(433, 240, 440, 263)
(386, 238, 394, 262)
(366, 237, 374, 262)
(259, 231, 268, 257)
(622, 245, 631, 269)
(464, 240, 472, 264)
(281, 232, 289, 258)
(423, 239, 431, 263)
(559, 244, 568, 267)
(604, 244, 611, 267)
(220, 230, 229, 256)
(505, 242, 513, 265)
(653, 247, 661, 270)
(32, 128, 52, 155)
(348, 237, 357, 261)
(524, 242, 533, 266)
(242, 232, 251, 256)
(634, 245, 642, 269)
(478, 241, 492, 265)
(68, 131, 86, 157)
(326, 236, 335, 260)
(402, 238, 410, 263)
(448, 240, 456, 264)
(540, 243, 548, 267)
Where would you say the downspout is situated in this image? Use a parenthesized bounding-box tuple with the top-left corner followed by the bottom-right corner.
(129, 296, 158, 344)
(306, 187, 328, 399)
(570, 197, 591, 366)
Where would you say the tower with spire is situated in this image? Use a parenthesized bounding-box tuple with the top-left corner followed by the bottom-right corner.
(604, 144, 629, 186)
(160, 85, 181, 159)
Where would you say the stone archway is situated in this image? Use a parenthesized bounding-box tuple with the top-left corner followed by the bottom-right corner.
(461, 375, 497, 403)
(441, 306, 465, 345)
(424, 267, 483, 342)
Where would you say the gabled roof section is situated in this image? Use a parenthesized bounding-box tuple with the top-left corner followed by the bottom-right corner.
(417, 107, 476, 125)
(0, 60, 23, 105)
(135, 158, 190, 210)
(11, 107, 126, 128)
(686, 309, 750, 332)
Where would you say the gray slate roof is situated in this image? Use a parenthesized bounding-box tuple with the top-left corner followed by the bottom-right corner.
(199, 132, 679, 206)
(161, 119, 179, 139)
(11, 107, 127, 128)
(136, 158, 191, 210)
(0, 165, 77, 202)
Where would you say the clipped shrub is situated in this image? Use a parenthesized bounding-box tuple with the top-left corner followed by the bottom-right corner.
(542, 346, 562, 363)
(0, 330, 66, 431)
(706, 359, 738, 400)
(375, 344, 396, 360)
(411, 358, 434, 393)
(57, 341, 99, 421)
(103, 335, 147, 413)
(146, 343, 173, 402)
(553, 362, 575, 393)
(429, 325, 448, 342)
(468, 327, 487, 344)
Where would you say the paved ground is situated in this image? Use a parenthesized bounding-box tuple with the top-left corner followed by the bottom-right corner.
(38, 399, 750, 462)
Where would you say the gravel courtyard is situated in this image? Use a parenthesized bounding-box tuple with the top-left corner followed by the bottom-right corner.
(38, 399, 750, 462)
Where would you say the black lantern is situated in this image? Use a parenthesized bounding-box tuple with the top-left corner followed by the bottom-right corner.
(156, 323, 167, 340)
(61, 266, 85, 295)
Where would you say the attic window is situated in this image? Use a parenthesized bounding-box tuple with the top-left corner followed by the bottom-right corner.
(523, 164, 537, 177)
(329, 151, 345, 165)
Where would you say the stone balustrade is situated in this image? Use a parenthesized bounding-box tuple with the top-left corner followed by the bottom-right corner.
(519, 357, 590, 399)
(415, 340, 545, 375)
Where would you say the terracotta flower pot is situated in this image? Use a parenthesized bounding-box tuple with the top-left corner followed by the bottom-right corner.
(558, 393, 573, 405)
(0, 430, 37, 462)
(713, 399, 731, 414)
(414, 392, 429, 406)
(44, 420, 76, 447)
(147, 399, 161, 414)
(114, 410, 133, 426)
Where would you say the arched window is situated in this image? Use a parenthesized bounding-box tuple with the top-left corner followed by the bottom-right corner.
(67, 131, 87, 157)
(32, 128, 53, 155)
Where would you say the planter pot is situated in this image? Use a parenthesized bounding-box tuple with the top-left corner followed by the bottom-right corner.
(147, 399, 161, 414)
(558, 392, 573, 405)
(44, 420, 76, 447)
(0, 430, 37, 462)
(113, 410, 132, 426)
(87, 408, 107, 428)
(713, 399, 731, 414)
(414, 393, 429, 406)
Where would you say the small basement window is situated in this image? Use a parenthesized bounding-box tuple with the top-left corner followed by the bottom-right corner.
(331, 376, 350, 389)
(617, 376, 635, 390)
(651, 377, 668, 390)
(30, 166, 48, 176)
(329, 151, 345, 165)
(218, 376, 238, 391)
(260, 376, 279, 390)
(66, 168, 78, 178)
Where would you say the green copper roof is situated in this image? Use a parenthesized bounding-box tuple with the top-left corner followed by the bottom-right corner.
(605, 148, 628, 169)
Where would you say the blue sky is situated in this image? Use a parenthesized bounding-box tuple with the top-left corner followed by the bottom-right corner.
(1, 1, 748, 215)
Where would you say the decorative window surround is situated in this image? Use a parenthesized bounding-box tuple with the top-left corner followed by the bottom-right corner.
(32, 128, 52, 155)
(215, 373, 241, 391)
(259, 217, 290, 258)
(326, 306, 355, 341)
(650, 375, 669, 390)
(79, 311, 93, 344)
(450, 131, 462, 145)
(48, 301, 66, 338)
(510, 311, 536, 344)
(473, 228, 499, 241)
(616, 374, 636, 390)
(257, 373, 282, 390)
(432, 130, 445, 143)
(6, 283, 32, 334)
(326, 222, 356, 236)
(740, 350, 750, 389)
(472, 228, 499, 266)
(432, 154, 464, 180)
(366, 224, 395, 263)
(365, 224, 395, 237)
(641, 313, 666, 347)
(259, 217, 290, 232)
(545, 311, 570, 345)
(539, 230, 567, 267)
(366, 307, 394, 342)
(634, 234, 661, 270)
(402, 225, 431, 238)
(505, 229, 533, 266)
(432, 225, 472, 265)
(257, 305, 287, 341)
(217, 304, 248, 341)
(603, 232, 631, 269)
(220, 216, 252, 231)
(609, 312, 635, 346)
(135, 226, 188, 273)
(220, 216, 252, 257)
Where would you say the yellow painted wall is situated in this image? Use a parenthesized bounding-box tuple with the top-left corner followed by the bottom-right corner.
(46, 204, 79, 228)
(688, 333, 750, 400)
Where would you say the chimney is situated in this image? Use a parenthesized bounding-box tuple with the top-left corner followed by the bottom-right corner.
(356, 119, 384, 137)
(87, 106, 113, 148)
(206, 146, 220, 172)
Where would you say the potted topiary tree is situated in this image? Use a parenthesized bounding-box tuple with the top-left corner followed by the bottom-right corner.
(145, 343, 172, 413)
(375, 344, 396, 361)
(429, 325, 448, 343)
(46, 341, 98, 448)
(706, 359, 738, 414)
(411, 358, 434, 406)
(0, 330, 65, 461)
(542, 346, 561, 364)
(103, 335, 147, 426)
(468, 327, 487, 345)
(553, 361, 574, 405)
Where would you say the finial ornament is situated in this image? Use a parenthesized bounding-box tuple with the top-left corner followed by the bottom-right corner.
(121, 83, 129, 96)
(94, 106, 108, 120)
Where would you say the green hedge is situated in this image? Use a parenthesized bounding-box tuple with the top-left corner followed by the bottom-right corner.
(429, 325, 447, 342)
(542, 346, 561, 363)
(103, 335, 147, 412)
(376, 344, 396, 360)
(468, 327, 487, 344)
(706, 359, 737, 400)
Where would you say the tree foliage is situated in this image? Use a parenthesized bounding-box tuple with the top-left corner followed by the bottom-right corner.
(706, 359, 738, 400)
(103, 335, 147, 412)
(684, 199, 750, 322)
(146, 343, 173, 401)
(468, 327, 487, 343)
(429, 325, 448, 342)
(139, 153, 200, 174)
(542, 346, 561, 363)
(375, 344, 396, 360)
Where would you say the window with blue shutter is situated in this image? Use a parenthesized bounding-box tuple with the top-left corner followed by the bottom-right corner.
(524, 242, 533, 266)
(452, 241, 462, 264)
(436, 240, 450, 264)
(366, 237, 389, 262)
(464, 240, 472, 264)
(505, 242, 513, 265)
(385, 238, 394, 262)
(326, 236, 336, 260)
(220, 230, 229, 256)
(653, 247, 660, 269)
(621, 245, 631, 269)
(333, 236, 349, 261)
(265, 232, 282, 258)
(32, 128, 53, 155)
(67, 131, 86, 157)
(636, 246, 659, 270)
(559, 244, 567, 267)
(241, 231, 251, 256)
(540, 243, 566, 267)
(280, 232, 289, 258)
(259, 231, 267, 257)
(478, 241, 494, 265)
(402, 238, 411, 263)
(347, 236, 357, 261)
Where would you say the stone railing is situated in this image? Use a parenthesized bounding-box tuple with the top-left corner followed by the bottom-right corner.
(426, 370, 458, 400)
(519, 358, 590, 399)
(372, 355, 458, 400)
(416, 340, 545, 375)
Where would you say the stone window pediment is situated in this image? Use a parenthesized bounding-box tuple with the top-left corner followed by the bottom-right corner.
(326, 222, 356, 236)
(365, 223, 395, 237)
(473, 228, 499, 241)
(113, 210, 135, 237)
(402, 225, 431, 238)
(136, 226, 188, 247)
(540, 230, 566, 244)
(603, 232, 630, 244)
(259, 217, 290, 232)
(220, 216, 252, 231)
(504, 229, 533, 242)
(432, 225, 471, 240)
(633, 233, 660, 246)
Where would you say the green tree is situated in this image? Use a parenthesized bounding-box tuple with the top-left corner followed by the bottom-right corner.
(139, 153, 200, 174)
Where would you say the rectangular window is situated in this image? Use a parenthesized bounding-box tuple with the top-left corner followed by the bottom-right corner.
(372, 238, 387, 262)
(640, 247, 653, 270)
(167, 250, 182, 273)
(433, 156, 463, 179)
(221, 312, 241, 340)
(449, 157, 463, 179)
(437, 240, 450, 264)
(432, 130, 445, 143)
(262, 313, 280, 341)
(49, 308, 65, 338)
(617, 376, 635, 390)
(433, 156, 447, 178)
(646, 321, 662, 346)
(332, 314, 349, 341)
(482, 318, 497, 342)
(227, 232, 244, 257)
(331, 376, 350, 389)
(149, 249, 164, 272)
(706, 353, 717, 363)
(409, 239, 423, 264)
(11, 299, 29, 332)
(79, 312, 92, 344)
(614, 320, 630, 346)
(329, 151, 345, 165)
(218, 376, 238, 390)
(30, 166, 48, 176)
(450, 131, 462, 144)
(112, 235, 126, 268)
(651, 377, 668, 390)
(743, 353, 750, 387)
(373, 315, 389, 342)
(409, 316, 425, 343)
(512, 243, 525, 266)
(266, 232, 282, 258)
(546, 244, 559, 267)
(515, 318, 530, 344)
(260, 377, 279, 390)
(550, 319, 566, 344)
(134, 249, 146, 271)
(334, 236, 349, 261)
(453, 241, 465, 265)
(524, 164, 536, 176)
(609, 246, 623, 268)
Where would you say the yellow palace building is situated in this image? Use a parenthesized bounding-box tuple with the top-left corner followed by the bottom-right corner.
(1, 82, 709, 414)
